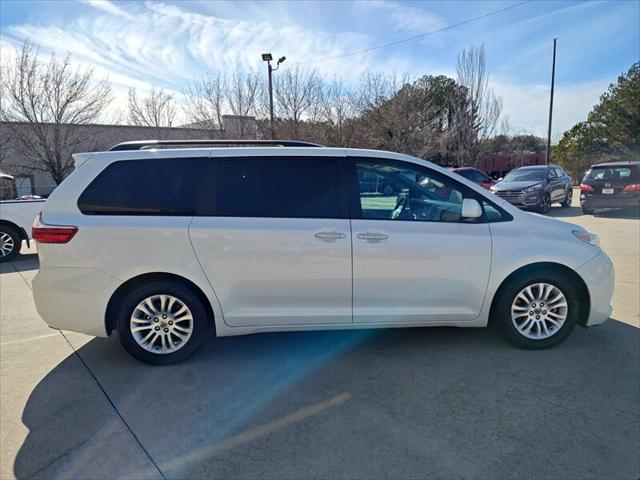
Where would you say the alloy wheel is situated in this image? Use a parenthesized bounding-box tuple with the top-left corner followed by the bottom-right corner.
(0, 233, 15, 258)
(511, 283, 568, 340)
(129, 294, 194, 354)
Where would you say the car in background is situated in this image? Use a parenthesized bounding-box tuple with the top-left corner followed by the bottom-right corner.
(580, 161, 640, 214)
(449, 167, 495, 190)
(490, 165, 573, 213)
(0, 172, 46, 262)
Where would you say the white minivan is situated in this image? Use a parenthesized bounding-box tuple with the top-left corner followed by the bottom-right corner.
(32, 140, 614, 364)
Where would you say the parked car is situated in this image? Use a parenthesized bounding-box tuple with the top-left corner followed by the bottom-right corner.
(490, 165, 573, 213)
(32, 140, 613, 364)
(0, 173, 45, 262)
(580, 161, 640, 214)
(449, 167, 495, 190)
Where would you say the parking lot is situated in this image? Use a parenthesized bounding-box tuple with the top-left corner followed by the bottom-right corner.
(1, 191, 638, 480)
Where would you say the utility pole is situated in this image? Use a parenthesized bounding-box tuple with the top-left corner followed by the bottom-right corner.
(261, 53, 286, 140)
(545, 38, 558, 165)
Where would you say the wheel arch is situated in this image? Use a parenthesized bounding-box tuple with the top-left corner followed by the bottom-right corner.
(0, 219, 28, 241)
(105, 272, 216, 335)
(488, 262, 591, 328)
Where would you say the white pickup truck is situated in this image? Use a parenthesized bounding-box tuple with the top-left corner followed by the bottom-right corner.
(0, 173, 46, 262)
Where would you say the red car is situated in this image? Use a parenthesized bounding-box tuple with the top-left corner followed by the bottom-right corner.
(449, 167, 496, 190)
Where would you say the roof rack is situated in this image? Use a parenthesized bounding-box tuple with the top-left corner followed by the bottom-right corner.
(108, 139, 324, 151)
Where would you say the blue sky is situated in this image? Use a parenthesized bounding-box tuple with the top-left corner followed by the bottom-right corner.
(1, 0, 638, 138)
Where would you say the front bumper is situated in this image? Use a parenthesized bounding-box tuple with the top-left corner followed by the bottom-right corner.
(494, 190, 542, 209)
(32, 266, 121, 337)
(576, 250, 615, 326)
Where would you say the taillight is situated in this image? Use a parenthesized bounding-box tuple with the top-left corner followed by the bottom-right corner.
(623, 184, 640, 192)
(32, 212, 78, 244)
(580, 184, 594, 193)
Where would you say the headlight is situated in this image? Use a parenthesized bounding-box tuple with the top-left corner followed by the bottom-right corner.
(572, 230, 600, 247)
(524, 183, 543, 193)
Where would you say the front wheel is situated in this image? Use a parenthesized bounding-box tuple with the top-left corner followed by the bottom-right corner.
(0, 225, 21, 263)
(116, 281, 210, 365)
(537, 194, 551, 214)
(494, 270, 581, 349)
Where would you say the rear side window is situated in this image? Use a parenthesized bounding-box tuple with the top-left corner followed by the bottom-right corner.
(217, 157, 342, 218)
(78, 158, 213, 215)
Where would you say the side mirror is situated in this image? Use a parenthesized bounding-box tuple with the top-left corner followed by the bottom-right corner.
(461, 198, 483, 219)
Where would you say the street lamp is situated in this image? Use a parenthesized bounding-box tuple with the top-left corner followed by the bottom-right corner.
(262, 53, 286, 139)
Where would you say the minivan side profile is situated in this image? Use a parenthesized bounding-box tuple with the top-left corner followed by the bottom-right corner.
(32, 141, 614, 364)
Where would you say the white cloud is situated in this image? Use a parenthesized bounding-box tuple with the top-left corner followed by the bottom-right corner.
(82, 0, 134, 19)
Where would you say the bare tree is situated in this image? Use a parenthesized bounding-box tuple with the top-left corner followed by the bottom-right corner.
(128, 86, 176, 128)
(226, 69, 260, 138)
(455, 45, 502, 165)
(183, 73, 227, 137)
(319, 78, 357, 147)
(273, 65, 322, 139)
(0, 40, 112, 184)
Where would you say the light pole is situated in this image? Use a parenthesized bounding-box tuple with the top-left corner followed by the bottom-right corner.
(545, 38, 558, 165)
(262, 53, 286, 139)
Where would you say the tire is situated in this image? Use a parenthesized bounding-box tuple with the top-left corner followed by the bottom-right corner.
(561, 188, 573, 208)
(0, 225, 21, 263)
(582, 206, 595, 215)
(537, 194, 551, 214)
(493, 269, 581, 349)
(116, 280, 210, 365)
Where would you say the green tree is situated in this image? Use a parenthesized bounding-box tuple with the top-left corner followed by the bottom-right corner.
(555, 62, 639, 178)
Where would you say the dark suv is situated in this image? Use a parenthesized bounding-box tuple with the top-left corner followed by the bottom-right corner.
(580, 161, 640, 214)
(490, 165, 573, 214)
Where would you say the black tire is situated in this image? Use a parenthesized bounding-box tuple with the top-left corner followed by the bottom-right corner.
(0, 225, 21, 263)
(493, 269, 581, 349)
(116, 280, 210, 365)
(561, 189, 573, 208)
(582, 206, 595, 215)
(537, 194, 551, 214)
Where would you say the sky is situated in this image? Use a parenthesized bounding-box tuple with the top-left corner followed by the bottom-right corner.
(0, 0, 638, 139)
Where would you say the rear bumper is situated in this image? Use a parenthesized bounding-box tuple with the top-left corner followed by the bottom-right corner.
(576, 250, 615, 326)
(32, 266, 120, 337)
(581, 194, 640, 209)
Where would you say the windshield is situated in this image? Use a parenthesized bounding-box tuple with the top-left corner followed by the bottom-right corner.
(503, 169, 546, 182)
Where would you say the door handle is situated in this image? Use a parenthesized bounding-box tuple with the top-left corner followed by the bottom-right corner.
(357, 231, 389, 242)
(314, 231, 347, 241)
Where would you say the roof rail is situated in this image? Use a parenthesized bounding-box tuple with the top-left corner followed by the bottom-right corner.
(108, 139, 324, 151)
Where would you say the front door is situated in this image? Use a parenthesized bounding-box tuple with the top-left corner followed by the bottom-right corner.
(349, 157, 492, 324)
(189, 154, 352, 327)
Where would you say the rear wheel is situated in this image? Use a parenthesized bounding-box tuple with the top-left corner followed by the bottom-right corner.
(494, 270, 581, 349)
(561, 188, 573, 207)
(116, 281, 209, 365)
(0, 225, 21, 263)
(582, 206, 595, 214)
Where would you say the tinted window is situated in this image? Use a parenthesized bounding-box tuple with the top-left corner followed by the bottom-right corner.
(585, 166, 637, 181)
(458, 169, 488, 183)
(217, 157, 342, 218)
(356, 159, 466, 222)
(78, 158, 212, 215)
(547, 168, 557, 178)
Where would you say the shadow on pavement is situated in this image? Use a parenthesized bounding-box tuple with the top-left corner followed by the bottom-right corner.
(15, 320, 640, 479)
